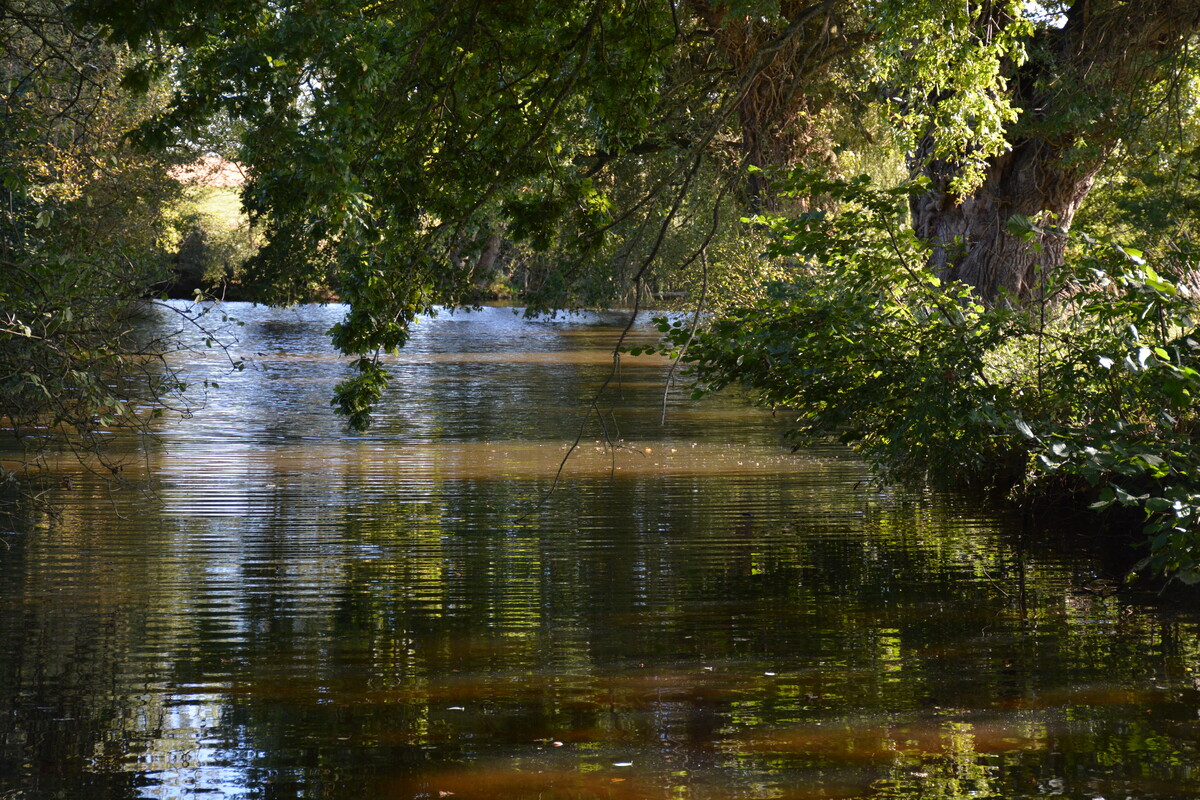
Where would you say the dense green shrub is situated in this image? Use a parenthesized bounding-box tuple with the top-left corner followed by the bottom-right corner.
(657, 173, 1200, 582)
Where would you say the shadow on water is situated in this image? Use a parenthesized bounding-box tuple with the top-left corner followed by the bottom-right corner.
(3, 303, 1200, 799)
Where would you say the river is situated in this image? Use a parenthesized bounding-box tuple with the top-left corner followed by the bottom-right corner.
(2, 302, 1199, 799)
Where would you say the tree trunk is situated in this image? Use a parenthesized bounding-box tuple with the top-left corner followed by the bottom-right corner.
(912, 0, 1200, 305)
(472, 233, 503, 292)
(911, 139, 1102, 304)
(687, 0, 851, 211)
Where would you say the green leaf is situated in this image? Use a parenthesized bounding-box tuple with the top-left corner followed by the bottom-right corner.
(1114, 486, 1149, 505)
(1115, 244, 1146, 265)
(1177, 567, 1200, 585)
(1006, 214, 1038, 238)
(1144, 497, 1174, 512)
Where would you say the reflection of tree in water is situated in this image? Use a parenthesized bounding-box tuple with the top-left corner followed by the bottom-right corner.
(199, 465, 1200, 797)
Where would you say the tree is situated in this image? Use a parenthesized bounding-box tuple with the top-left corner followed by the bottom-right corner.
(910, 0, 1200, 303)
(70, 0, 852, 423)
(685, 0, 867, 209)
(0, 0, 202, 492)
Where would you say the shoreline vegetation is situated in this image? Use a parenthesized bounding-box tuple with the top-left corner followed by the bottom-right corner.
(654, 175, 1200, 585)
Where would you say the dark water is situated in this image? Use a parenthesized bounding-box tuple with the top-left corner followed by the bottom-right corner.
(3, 302, 1200, 800)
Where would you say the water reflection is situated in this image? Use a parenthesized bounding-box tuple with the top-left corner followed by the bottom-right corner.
(2, 303, 1200, 799)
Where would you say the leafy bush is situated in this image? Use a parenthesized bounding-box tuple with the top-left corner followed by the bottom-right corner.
(659, 173, 1200, 582)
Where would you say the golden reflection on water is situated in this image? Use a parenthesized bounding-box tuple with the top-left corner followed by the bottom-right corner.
(735, 716, 1045, 759)
(387, 766, 663, 800)
(147, 440, 824, 478)
(2, 436, 822, 490)
(390, 351, 672, 366)
(244, 350, 671, 367)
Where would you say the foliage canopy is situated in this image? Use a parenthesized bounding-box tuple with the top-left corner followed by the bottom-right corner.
(74, 0, 1051, 427)
(0, 0, 203, 490)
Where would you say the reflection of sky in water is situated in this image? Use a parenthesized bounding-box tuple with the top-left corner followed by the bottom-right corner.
(126, 697, 258, 800)
(148, 302, 690, 445)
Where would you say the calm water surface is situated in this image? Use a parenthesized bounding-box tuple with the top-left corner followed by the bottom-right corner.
(3, 302, 1200, 799)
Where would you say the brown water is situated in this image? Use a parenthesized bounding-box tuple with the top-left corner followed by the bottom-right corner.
(2, 302, 1200, 800)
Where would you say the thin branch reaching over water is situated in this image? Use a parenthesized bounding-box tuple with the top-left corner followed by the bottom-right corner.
(663, 250, 709, 425)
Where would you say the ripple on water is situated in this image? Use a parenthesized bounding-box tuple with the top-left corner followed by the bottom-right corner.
(3, 304, 1200, 800)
